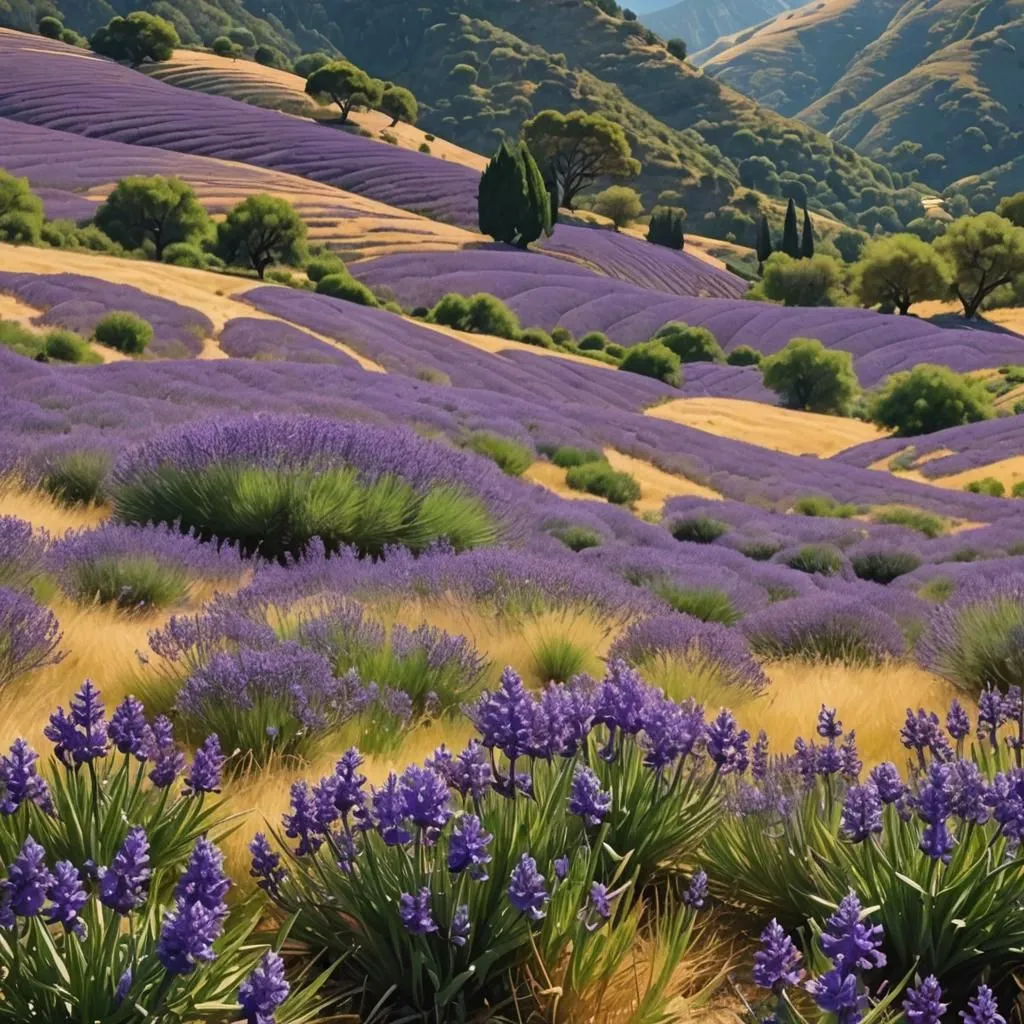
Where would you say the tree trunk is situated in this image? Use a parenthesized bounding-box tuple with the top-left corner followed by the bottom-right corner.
(390, 115, 399, 127)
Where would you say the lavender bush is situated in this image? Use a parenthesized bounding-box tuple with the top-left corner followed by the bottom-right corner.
(0, 516, 46, 591)
(0, 586, 63, 688)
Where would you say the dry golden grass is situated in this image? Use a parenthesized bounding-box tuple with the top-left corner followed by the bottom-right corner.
(649, 397, 887, 456)
(0, 481, 109, 535)
(604, 448, 721, 513)
(873, 445, 1024, 493)
(0, 292, 42, 326)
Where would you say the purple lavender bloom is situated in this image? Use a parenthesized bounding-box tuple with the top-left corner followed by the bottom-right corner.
(978, 688, 1005, 747)
(706, 709, 750, 774)
(946, 700, 971, 742)
(450, 904, 471, 947)
(948, 760, 989, 825)
(751, 731, 769, 781)
(184, 735, 224, 796)
(840, 732, 862, 780)
(239, 951, 290, 1024)
(806, 968, 863, 1024)
(332, 748, 366, 817)
(399, 887, 438, 935)
(46, 860, 87, 937)
(447, 814, 492, 880)
(534, 679, 596, 758)
(469, 666, 536, 762)
(553, 855, 569, 880)
(508, 853, 548, 921)
(284, 782, 323, 856)
(684, 869, 708, 909)
(0, 738, 53, 815)
(819, 891, 886, 974)
(903, 976, 947, 1024)
(175, 837, 230, 913)
(312, 776, 340, 834)
(568, 765, 612, 826)
(249, 833, 287, 895)
(901, 709, 953, 766)
(400, 763, 451, 832)
(115, 969, 133, 1003)
(841, 783, 883, 843)
(0, 586, 63, 688)
(640, 693, 705, 770)
(582, 881, 613, 931)
(97, 827, 151, 915)
(752, 919, 804, 994)
(146, 716, 186, 788)
(44, 680, 108, 766)
(371, 773, 412, 846)
(450, 740, 493, 800)
(869, 762, 907, 804)
(594, 660, 651, 738)
(108, 696, 150, 760)
(157, 898, 222, 974)
(0, 836, 55, 923)
(917, 762, 955, 863)
(961, 985, 1006, 1024)
(817, 706, 843, 740)
(987, 768, 1024, 841)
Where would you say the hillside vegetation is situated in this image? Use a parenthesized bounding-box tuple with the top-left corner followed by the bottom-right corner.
(645, 0, 803, 53)
(699, 0, 1024, 201)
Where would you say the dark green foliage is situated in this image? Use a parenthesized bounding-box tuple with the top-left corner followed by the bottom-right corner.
(936, 213, 1024, 319)
(428, 293, 521, 339)
(551, 525, 602, 551)
(964, 477, 1005, 498)
(41, 451, 111, 506)
(227, 26, 255, 48)
(646, 206, 685, 250)
(871, 505, 947, 538)
(1014, 482, 1024, 499)
(315, 273, 378, 307)
(654, 323, 725, 363)
(518, 327, 555, 349)
(652, 583, 740, 625)
(464, 432, 534, 476)
(739, 538, 783, 561)
(477, 142, 551, 248)
(565, 462, 641, 505)
(305, 60, 383, 121)
(544, 445, 605, 469)
(0, 320, 44, 359)
(606, 343, 625, 358)
(792, 495, 857, 518)
(761, 337, 860, 414)
(593, 186, 643, 229)
(666, 38, 686, 60)
(94, 312, 153, 354)
(40, 219, 121, 253)
(850, 550, 922, 585)
(531, 635, 589, 684)
(292, 51, 332, 78)
(161, 242, 207, 268)
(578, 331, 608, 351)
(781, 198, 800, 258)
(0, 170, 43, 245)
(853, 234, 952, 316)
(94, 176, 211, 261)
(754, 253, 844, 307)
(619, 342, 682, 387)
(90, 12, 179, 67)
(306, 253, 346, 282)
(551, 327, 574, 346)
(755, 213, 773, 271)
(670, 517, 728, 544)
(43, 329, 93, 364)
(869, 364, 994, 436)
(380, 85, 418, 126)
(784, 544, 845, 576)
(216, 194, 307, 279)
(254, 44, 286, 67)
(726, 345, 762, 367)
(70, 556, 190, 611)
(211, 36, 235, 57)
(800, 206, 814, 258)
(38, 14, 62, 37)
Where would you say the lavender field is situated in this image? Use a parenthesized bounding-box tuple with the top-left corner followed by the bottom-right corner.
(3, 22, 1024, 1024)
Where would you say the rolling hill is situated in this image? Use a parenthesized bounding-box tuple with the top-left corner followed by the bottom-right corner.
(697, 0, 1024, 198)
(643, 0, 804, 53)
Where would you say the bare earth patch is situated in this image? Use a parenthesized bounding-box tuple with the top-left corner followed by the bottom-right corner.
(603, 448, 721, 513)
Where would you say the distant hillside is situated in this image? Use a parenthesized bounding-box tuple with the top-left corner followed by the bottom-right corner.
(698, 0, 1024, 199)
(10, 0, 924, 240)
(644, 0, 803, 53)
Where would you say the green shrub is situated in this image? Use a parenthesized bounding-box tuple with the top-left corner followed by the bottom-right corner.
(619, 342, 682, 387)
(964, 477, 1005, 497)
(550, 327, 573, 346)
(519, 327, 555, 349)
(551, 525, 602, 551)
(429, 292, 521, 339)
(792, 495, 857, 518)
(869, 364, 994, 436)
(465, 432, 533, 477)
(739, 538, 783, 561)
(654, 323, 725, 364)
(670, 516, 728, 544)
(606, 342, 625, 359)
(544, 445, 605, 469)
(43, 329, 93, 364)
(93, 311, 152, 355)
(0, 320, 43, 358)
(40, 220, 120, 253)
(850, 549, 923, 585)
(783, 544, 845, 576)
(565, 462, 641, 505)
(315, 272, 379, 307)
(753, 252, 844, 307)
(38, 15, 64, 38)
(161, 242, 207, 268)
(1013, 481, 1024, 499)
(418, 142, 431, 154)
(211, 36, 236, 57)
(652, 582, 740, 625)
(578, 331, 609, 351)
(40, 451, 111, 506)
(871, 505, 947, 537)
(726, 345, 762, 367)
(0, 171, 44, 245)
(68, 556, 189, 610)
(761, 338, 859, 414)
(918, 577, 954, 603)
(531, 634, 590, 683)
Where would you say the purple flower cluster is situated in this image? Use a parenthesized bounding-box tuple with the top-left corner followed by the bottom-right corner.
(0, 586, 64, 688)
(0, 515, 46, 591)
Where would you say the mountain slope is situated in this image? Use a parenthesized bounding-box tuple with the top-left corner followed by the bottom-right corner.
(699, 0, 1024, 193)
(644, 0, 803, 53)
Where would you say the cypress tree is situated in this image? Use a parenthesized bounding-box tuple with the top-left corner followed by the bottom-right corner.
(647, 206, 685, 250)
(516, 141, 551, 247)
(478, 143, 520, 245)
(781, 198, 801, 259)
(756, 214, 773, 272)
(800, 206, 815, 259)
(546, 179, 561, 236)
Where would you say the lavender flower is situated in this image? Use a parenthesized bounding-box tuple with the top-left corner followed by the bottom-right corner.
(568, 764, 612, 826)
(46, 860, 87, 936)
(751, 730, 769, 781)
(97, 827, 151, 915)
(986, 768, 1024, 841)
(553, 855, 569, 880)
(146, 715, 186, 788)
(399, 887, 438, 935)
(916, 762, 955, 863)
(806, 968, 863, 1024)
(447, 814, 492, 880)
(684, 868, 708, 909)
(284, 781, 323, 856)
(332, 748, 366, 817)
(640, 693, 705, 770)
(869, 762, 906, 804)
(961, 985, 1005, 1024)
(594, 660, 650, 739)
(946, 700, 971, 742)
(840, 783, 883, 843)
(582, 881, 613, 931)
(0, 586, 63, 689)
(0, 738, 53, 815)
(175, 837, 230, 913)
(818, 891, 886, 974)
(839, 732, 862, 780)
(249, 833, 287, 895)
(115, 969, 133, 1003)
(752, 919, 804, 994)
(706, 709, 750, 774)
(469, 666, 536, 762)
(978, 688, 1005, 747)
(400, 763, 451, 832)
(948, 760, 989, 825)
(817, 705, 843, 740)
(901, 709, 952, 766)
(0, 836, 55, 925)
(371, 773, 412, 846)
(157, 898, 222, 974)
(508, 853, 548, 921)
(450, 904, 471, 947)
(183, 734, 224, 795)
(450, 740, 493, 800)
(239, 951, 290, 1024)
(44, 680, 108, 766)
(108, 696, 150, 759)
(903, 976, 946, 1024)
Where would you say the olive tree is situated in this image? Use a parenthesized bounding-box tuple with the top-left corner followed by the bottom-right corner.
(216, 194, 308, 278)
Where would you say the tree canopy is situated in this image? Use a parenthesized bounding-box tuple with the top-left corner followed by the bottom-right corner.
(780, 198, 800, 259)
(477, 142, 551, 249)
(853, 234, 951, 315)
(647, 206, 685, 250)
(215, 194, 308, 278)
(293, 52, 332, 78)
(90, 12, 179, 67)
(522, 110, 640, 210)
(935, 213, 1024, 319)
(593, 186, 643, 230)
(996, 192, 1024, 229)
(755, 253, 844, 307)
(38, 15, 63, 39)
(379, 86, 418, 127)
(305, 61, 383, 122)
(868, 364, 994, 436)
(94, 176, 211, 261)
(654, 323, 725, 364)
(761, 337, 860, 415)
(0, 171, 44, 245)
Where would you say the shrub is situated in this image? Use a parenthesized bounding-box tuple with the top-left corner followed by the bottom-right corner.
(652, 583, 741, 625)
(869, 364, 994, 436)
(40, 450, 112, 506)
(93, 311, 153, 354)
(0, 171, 44, 245)
(964, 477, 1005, 497)
(578, 331, 609, 351)
(518, 327, 554, 348)
(216, 194, 308, 279)
(606, 342, 625, 358)
(0, 586, 63, 688)
(918, 576, 954, 602)
(792, 495, 857, 518)
(0, 517, 46, 592)
(292, 51, 332, 78)
(754, 252, 844, 306)
(315, 272, 378, 307)
(654, 323, 725, 363)
(761, 337, 860, 414)
(739, 538, 783, 561)
(743, 595, 906, 665)
(211, 36, 236, 57)
(89, 11, 179, 66)
(551, 525, 602, 551)
(38, 15, 63, 38)
(666, 37, 686, 60)
(593, 185, 643, 229)
(782, 544, 845, 576)
(0, 320, 43, 358)
(565, 462, 641, 505)
(418, 142, 431, 154)
(429, 292, 520, 339)
(850, 548, 923, 584)
(646, 205, 685, 249)
(1013, 481, 1024, 498)
(619, 342, 682, 387)
(43, 329, 93, 364)
(871, 505, 947, 537)
(531, 634, 590, 682)
(550, 327, 573, 346)
(40, 219, 120, 253)
(726, 345, 762, 367)
(161, 242, 207, 268)
(464, 432, 533, 476)
(544, 445, 605, 469)
(227, 26, 256, 48)
(670, 516, 728, 544)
